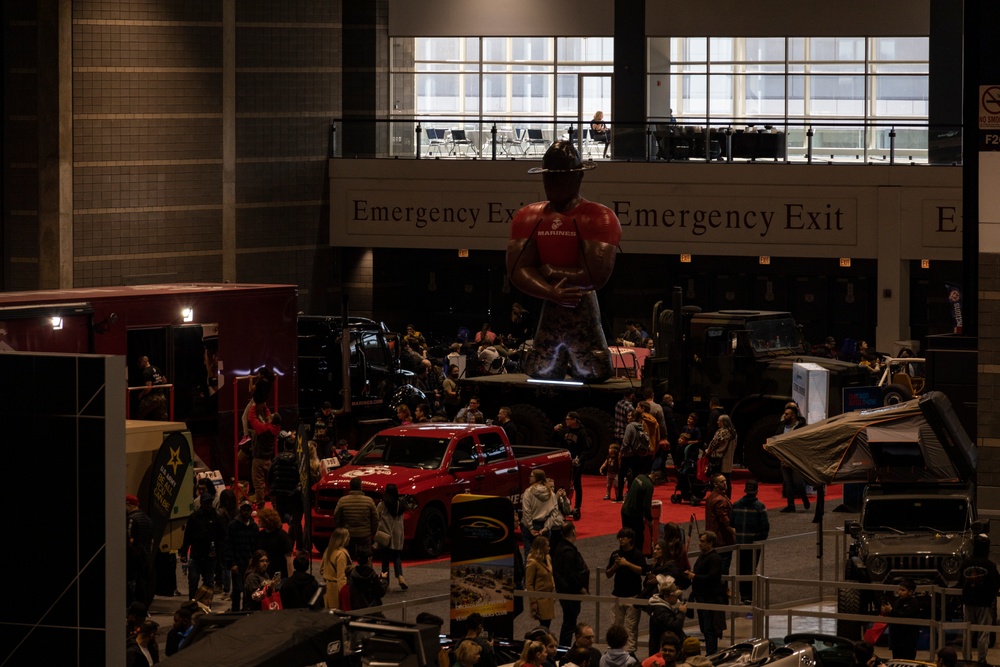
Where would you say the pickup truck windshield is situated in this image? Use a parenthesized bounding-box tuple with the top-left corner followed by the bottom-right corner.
(862, 497, 968, 532)
(353, 435, 451, 469)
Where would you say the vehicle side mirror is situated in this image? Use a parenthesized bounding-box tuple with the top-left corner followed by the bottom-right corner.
(845, 520, 861, 538)
(449, 458, 478, 472)
(973, 519, 990, 534)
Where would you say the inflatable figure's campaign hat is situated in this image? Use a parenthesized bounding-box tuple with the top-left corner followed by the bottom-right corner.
(527, 140, 596, 173)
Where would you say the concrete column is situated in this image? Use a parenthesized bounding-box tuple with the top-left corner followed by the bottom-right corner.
(222, 0, 236, 282)
(875, 186, 909, 353)
(36, 0, 73, 288)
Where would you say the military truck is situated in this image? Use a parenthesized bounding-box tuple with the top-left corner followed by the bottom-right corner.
(460, 287, 872, 482)
(298, 315, 421, 446)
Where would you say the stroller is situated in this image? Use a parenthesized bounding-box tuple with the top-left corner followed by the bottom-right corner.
(670, 442, 710, 505)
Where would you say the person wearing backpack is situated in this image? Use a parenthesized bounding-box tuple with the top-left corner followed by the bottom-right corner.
(617, 410, 648, 502)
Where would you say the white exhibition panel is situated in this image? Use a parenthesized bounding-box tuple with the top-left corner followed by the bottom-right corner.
(330, 159, 962, 259)
(792, 362, 830, 425)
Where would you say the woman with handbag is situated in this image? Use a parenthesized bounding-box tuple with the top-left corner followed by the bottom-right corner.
(321, 528, 352, 609)
(525, 536, 556, 628)
(376, 483, 407, 590)
(705, 414, 737, 496)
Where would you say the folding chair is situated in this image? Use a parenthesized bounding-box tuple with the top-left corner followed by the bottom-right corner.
(426, 128, 447, 156)
(526, 128, 550, 155)
(449, 129, 476, 156)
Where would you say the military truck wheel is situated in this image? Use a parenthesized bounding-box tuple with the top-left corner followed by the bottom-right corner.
(575, 406, 614, 474)
(414, 505, 448, 558)
(881, 383, 912, 406)
(743, 415, 782, 484)
(837, 587, 863, 640)
(510, 404, 554, 448)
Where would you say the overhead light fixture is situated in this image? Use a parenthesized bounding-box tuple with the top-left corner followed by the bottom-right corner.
(759, 256, 770, 265)
(51, 317, 64, 331)
(839, 258, 851, 268)
(182, 308, 194, 322)
(458, 249, 469, 258)
(526, 378, 584, 387)
(680, 254, 692, 263)
(920, 259, 930, 269)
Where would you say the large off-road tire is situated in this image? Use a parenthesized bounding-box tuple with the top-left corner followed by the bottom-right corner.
(575, 406, 614, 474)
(881, 383, 912, 406)
(743, 415, 783, 484)
(413, 504, 448, 559)
(312, 535, 329, 555)
(837, 586, 863, 640)
(510, 403, 554, 448)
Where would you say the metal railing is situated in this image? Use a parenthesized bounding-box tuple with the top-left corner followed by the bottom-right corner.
(329, 117, 964, 166)
(126, 383, 175, 421)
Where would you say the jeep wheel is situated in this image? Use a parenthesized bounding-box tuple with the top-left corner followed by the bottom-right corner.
(575, 406, 614, 474)
(744, 415, 782, 484)
(837, 587, 863, 640)
(510, 404, 554, 448)
(881, 383, 912, 406)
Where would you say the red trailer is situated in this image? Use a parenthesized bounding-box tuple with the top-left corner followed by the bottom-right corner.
(0, 283, 298, 477)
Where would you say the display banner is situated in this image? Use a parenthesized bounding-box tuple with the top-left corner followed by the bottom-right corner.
(147, 431, 192, 546)
(449, 495, 516, 639)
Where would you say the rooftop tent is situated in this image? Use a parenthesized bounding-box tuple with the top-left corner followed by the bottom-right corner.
(762, 391, 976, 487)
(157, 609, 345, 667)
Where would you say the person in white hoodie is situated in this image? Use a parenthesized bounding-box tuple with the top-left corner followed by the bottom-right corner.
(599, 624, 638, 667)
(521, 468, 563, 557)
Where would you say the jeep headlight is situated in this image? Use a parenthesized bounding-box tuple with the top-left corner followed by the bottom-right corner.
(942, 556, 962, 577)
(401, 494, 419, 511)
(867, 556, 889, 577)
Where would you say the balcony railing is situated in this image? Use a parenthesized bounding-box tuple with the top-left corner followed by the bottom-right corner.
(328, 117, 963, 166)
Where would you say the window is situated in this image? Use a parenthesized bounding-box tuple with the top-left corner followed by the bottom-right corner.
(479, 432, 508, 464)
(452, 437, 478, 467)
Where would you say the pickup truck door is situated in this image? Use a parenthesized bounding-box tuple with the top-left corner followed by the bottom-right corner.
(450, 436, 485, 494)
(476, 430, 520, 499)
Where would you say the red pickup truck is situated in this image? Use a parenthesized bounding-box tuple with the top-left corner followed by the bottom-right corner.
(311, 423, 573, 557)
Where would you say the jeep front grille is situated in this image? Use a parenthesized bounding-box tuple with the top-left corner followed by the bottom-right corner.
(889, 555, 942, 571)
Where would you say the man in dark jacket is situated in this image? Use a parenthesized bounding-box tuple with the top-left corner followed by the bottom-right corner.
(731, 480, 769, 603)
(349, 549, 385, 612)
(126, 494, 154, 607)
(555, 411, 590, 519)
(620, 472, 653, 553)
(684, 531, 724, 654)
(179, 494, 226, 599)
(280, 553, 321, 609)
(334, 476, 378, 559)
(879, 578, 928, 659)
(553, 522, 591, 646)
(223, 500, 259, 612)
(958, 534, 1000, 663)
(267, 433, 303, 549)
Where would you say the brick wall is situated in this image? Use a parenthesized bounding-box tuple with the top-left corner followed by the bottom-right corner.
(3, 0, 363, 310)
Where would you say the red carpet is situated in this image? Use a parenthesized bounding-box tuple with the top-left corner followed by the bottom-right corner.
(570, 470, 842, 541)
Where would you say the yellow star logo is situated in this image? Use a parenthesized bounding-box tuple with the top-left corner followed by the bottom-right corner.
(167, 446, 184, 475)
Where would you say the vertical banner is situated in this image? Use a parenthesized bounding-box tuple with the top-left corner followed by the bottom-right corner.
(944, 282, 963, 334)
(147, 431, 193, 546)
(298, 423, 312, 553)
(449, 495, 516, 639)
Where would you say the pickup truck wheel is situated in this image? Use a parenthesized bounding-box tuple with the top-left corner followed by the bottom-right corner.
(415, 505, 448, 558)
(510, 404, 553, 448)
(312, 536, 329, 554)
(881, 383, 912, 406)
(743, 415, 782, 484)
(836, 586, 863, 640)
(575, 407, 614, 474)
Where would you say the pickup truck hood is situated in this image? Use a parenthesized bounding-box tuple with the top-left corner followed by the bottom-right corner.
(861, 532, 964, 556)
(321, 464, 446, 493)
